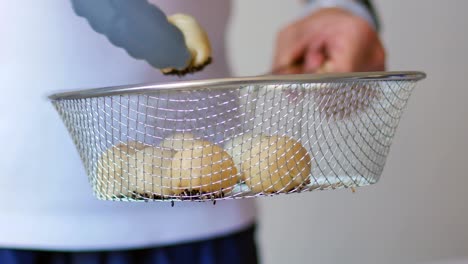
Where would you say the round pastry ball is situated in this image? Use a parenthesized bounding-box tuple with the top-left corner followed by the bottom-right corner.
(224, 133, 263, 182)
(159, 132, 196, 152)
(132, 147, 176, 197)
(223, 133, 259, 169)
(242, 135, 312, 193)
(96, 141, 147, 198)
(171, 140, 238, 195)
(162, 14, 212, 74)
(124, 141, 148, 152)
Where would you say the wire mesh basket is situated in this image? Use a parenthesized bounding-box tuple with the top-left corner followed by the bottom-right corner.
(49, 72, 426, 203)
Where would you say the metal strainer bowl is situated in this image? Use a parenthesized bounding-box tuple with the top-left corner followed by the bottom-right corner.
(49, 71, 426, 203)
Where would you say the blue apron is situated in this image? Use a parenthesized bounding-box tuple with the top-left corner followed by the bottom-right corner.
(0, 225, 258, 264)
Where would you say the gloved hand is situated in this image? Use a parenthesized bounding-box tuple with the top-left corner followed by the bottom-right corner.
(71, 0, 210, 75)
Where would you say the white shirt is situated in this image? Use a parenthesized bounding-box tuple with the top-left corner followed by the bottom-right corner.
(0, 0, 256, 251)
(0, 0, 374, 251)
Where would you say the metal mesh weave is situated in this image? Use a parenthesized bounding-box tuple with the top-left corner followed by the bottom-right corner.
(51, 76, 420, 202)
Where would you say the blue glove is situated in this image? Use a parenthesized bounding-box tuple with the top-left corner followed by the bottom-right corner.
(71, 0, 191, 70)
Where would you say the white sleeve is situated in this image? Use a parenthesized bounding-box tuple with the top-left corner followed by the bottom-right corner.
(302, 0, 377, 30)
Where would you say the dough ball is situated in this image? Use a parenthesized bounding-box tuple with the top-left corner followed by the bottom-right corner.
(132, 147, 176, 197)
(223, 133, 263, 181)
(224, 133, 257, 168)
(96, 141, 147, 198)
(124, 141, 149, 152)
(159, 132, 197, 152)
(171, 140, 237, 195)
(242, 135, 311, 193)
(162, 14, 212, 74)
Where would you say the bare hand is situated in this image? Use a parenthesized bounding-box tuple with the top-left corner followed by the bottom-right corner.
(273, 8, 385, 74)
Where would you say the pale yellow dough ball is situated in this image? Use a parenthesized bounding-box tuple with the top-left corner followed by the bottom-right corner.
(224, 133, 258, 168)
(162, 14, 212, 74)
(159, 132, 197, 152)
(242, 135, 312, 193)
(96, 141, 147, 198)
(171, 140, 238, 195)
(132, 147, 176, 196)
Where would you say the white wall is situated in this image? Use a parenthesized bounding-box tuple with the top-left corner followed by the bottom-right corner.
(228, 1, 468, 264)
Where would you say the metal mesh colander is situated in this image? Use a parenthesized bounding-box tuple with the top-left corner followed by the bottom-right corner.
(49, 72, 425, 203)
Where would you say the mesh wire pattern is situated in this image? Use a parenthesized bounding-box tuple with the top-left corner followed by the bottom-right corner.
(50, 73, 424, 202)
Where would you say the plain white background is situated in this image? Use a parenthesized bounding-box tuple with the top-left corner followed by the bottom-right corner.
(228, 1, 468, 264)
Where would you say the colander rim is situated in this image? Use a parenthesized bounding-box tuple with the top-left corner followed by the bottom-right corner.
(48, 71, 426, 101)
